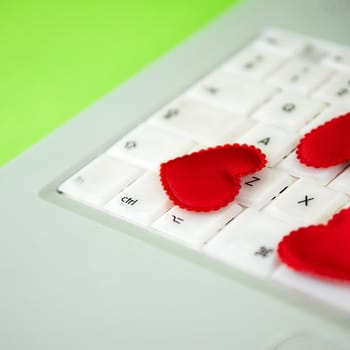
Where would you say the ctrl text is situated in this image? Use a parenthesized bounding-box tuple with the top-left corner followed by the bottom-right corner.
(121, 196, 138, 206)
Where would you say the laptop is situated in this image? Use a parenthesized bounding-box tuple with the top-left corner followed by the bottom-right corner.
(1, 0, 350, 349)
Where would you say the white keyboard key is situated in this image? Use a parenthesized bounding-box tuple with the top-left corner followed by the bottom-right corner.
(149, 98, 252, 145)
(301, 104, 350, 134)
(313, 72, 350, 104)
(152, 202, 243, 249)
(223, 44, 286, 80)
(104, 172, 172, 226)
(59, 155, 143, 208)
(237, 123, 298, 166)
(203, 209, 294, 278)
(279, 151, 346, 185)
(336, 201, 350, 213)
(273, 266, 350, 313)
(323, 49, 350, 72)
(264, 179, 348, 226)
(237, 168, 294, 209)
(328, 166, 350, 196)
(252, 92, 326, 131)
(297, 44, 329, 62)
(268, 59, 332, 95)
(107, 123, 195, 171)
(189, 71, 277, 115)
(255, 29, 306, 55)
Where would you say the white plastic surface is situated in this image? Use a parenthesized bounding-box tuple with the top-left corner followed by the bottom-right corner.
(279, 151, 347, 185)
(313, 73, 350, 104)
(328, 166, 350, 196)
(322, 48, 350, 72)
(152, 202, 243, 249)
(252, 91, 326, 131)
(104, 172, 172, 225)
(254, 29, 307, 55)
(237, 123, 298, 166)
(189, 71, 277, 115)
(149, 98, 251, 145)
(223, 43, 286, 80)
(264, 179, 348, 226)
(301, 104, 350, 134)
(268, 59, 332, 95)
(59, 155, 143, 207)
(107, 123, 195, 170)
(203, 209, 294, 277)
(273, 266, 350, 313)
(237, 168, 294, 209)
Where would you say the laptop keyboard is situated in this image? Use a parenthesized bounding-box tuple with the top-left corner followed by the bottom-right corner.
(59, 28, 350, 313)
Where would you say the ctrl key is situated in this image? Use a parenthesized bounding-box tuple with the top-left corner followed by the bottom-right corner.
(59, 154, 143, 208)
(104, 172, 172, 226)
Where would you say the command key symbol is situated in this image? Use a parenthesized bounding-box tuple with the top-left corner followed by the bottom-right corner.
(254, 246, 273, 258)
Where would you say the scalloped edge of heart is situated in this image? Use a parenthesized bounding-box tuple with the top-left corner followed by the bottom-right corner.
(159, 143, 267, 212)
(296, 112, 350, 168)
(277, 207, 350, 282)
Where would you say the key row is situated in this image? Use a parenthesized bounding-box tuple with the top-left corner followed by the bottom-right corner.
(224, 45, 350, 100)
(224, 29, 350, 87)
(109, 114, 350, 180)
(148, 92, 349, 149)
(60, 129, 350, 213)
(188, 70, 350, 117)
(59, 158, 349, 260)
(255, 29, 350, 71)
(59, 154, 350, 226)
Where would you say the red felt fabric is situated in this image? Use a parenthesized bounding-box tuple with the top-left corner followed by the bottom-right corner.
(160, 144, 266, 211)
(297, 112, 350, 168)
(278, 208, 350, 282)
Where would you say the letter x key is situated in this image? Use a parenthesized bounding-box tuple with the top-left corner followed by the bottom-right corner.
(297, 195, 315, 206)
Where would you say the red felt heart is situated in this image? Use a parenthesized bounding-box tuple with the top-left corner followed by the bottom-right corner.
(278, 207, 350, 282)
(160, 144, 266, 211)
(297, 112, 350, 168)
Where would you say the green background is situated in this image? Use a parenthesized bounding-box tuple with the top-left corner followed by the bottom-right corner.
(0, 0, 240, 167)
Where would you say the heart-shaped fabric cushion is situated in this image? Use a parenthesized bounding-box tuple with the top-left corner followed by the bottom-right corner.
(278, 207, 350, 281)
(297, 112, 350, 168)
(160, 144, 266, 211)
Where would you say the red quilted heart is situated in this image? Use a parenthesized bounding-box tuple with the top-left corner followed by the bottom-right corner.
(297, 112, 350, 168)
(278, 207, 350, 282)
(160, 144, 266, 211)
